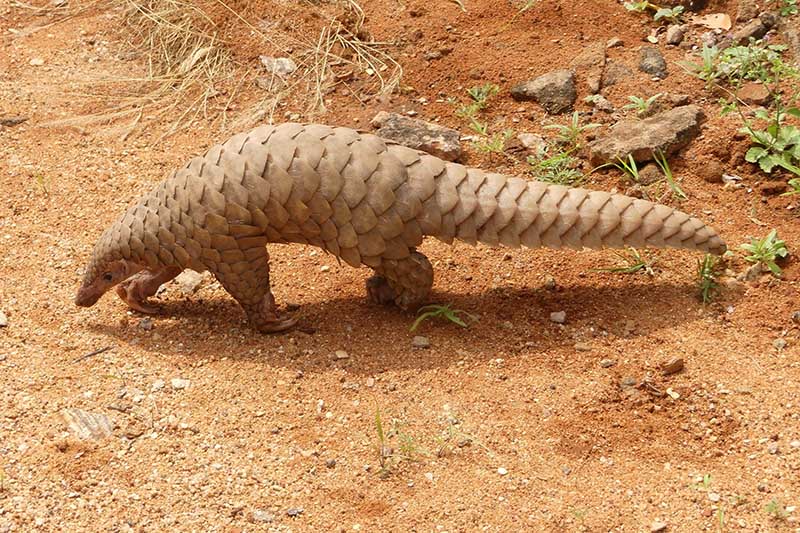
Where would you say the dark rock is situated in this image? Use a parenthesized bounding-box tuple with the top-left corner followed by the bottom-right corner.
(371, 112, 462, 161)
(639, 47, 668, 79)
(510, 70, 577, 114)
(602, 61, 633, 88)
(0, 116, 28, 127)
(783, 28, 800, 66)
(638, 163, 663, 185)
(732, 13, 775, 44)
(588, 105, 705, 165)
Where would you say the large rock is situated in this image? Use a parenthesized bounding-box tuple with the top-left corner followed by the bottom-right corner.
(732, 12, 777, 44)
(570, 42, 606, 94)
(601, 61, 633, 88)
(371, 112, 462, 161)
(510, 70, 576, 114)
(587, 105, 704, 165)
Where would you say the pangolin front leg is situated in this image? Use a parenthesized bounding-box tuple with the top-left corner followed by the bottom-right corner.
(209, 245, 296, 333)
(367, 251, 434, 311)
(116, 266, 182, 314)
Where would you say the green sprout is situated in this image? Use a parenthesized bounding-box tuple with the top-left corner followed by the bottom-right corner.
(740, 229, 789, 276)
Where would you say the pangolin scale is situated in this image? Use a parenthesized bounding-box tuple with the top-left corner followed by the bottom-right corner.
(75, 123, 726, 332)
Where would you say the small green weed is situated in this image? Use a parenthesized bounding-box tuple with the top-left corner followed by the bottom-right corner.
(679, 44, 720, 89)
(740, 229, 789, 276)
(654, 5, 684, 22)
(781, 177, 800, 195)
(456, 83, 500, 119)
(527, 147, 584, 186)
(781, 0, 798, 16)
(653, 149, 687, 200)
(623, 93, 662, 116)
(474, 129, 513, 153)
(374, 408, 426, 476)
(544, 111, 600, 149)
(697, 254, 721, 304)
(594, 248, 657, 276)
(410, 304, 476, 332)
(614, 154, 642, 184)
(765, 498, 788, 520)
(691, 473, 713, 491)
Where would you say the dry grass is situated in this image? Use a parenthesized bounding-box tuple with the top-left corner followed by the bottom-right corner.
(36, 0, 402, 141)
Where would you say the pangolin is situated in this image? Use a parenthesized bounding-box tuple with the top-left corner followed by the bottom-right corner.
(75, 123, 726, 332)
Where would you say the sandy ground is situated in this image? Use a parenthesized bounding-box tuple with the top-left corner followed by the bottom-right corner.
(1, 0, 799, 531)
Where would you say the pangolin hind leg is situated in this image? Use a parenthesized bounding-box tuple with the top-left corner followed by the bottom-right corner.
(366, 251, 434, 310)
(116, 265, 183, 314)
(209, 245, 297, 333)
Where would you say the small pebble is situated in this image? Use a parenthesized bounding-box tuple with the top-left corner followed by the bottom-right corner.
(599, 358, 615, 368)
(574, 342, 591, 352)
(650, 521, 667, 532)
(320, 265, 330, 272)
(791, 310, 800, 323)
(412, 336, 430, 349)
(708, 492, 720, 502)
(549, 311, 566, 324)
(621, 377, 637, 387)
(251, 510, 274, 523)
(767, 442, 779, 455)
(151, 379, 165, 391)
(170, 378, 190, 390)
(0, 310, 7, 327)
(286, 508, 303, 517)
(790, 440, 800, 448)
(661, 357, 684, 376)
(326, 459, 337, 468)
(497, 467, 508, 476)
(138, 318, 154, 331)
(334, 350, 349, 360)
(773, 338, 787, 350)
(30, 58, 45, 66)
(424, 472, 434, 482)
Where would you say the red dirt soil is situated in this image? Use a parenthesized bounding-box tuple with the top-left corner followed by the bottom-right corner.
(1, 0, 799, 531)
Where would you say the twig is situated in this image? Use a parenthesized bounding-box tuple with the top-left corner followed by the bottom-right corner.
(73, 346, 113, 363)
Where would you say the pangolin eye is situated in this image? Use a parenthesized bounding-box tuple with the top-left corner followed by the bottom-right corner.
(102, 272, 114, 282)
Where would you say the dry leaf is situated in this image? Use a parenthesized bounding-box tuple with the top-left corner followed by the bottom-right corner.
(691, 13, 732, 31)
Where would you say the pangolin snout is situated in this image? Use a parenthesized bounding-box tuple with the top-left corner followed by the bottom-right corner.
(74, 287, 101, 307)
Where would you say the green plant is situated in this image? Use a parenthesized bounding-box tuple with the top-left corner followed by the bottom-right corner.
(34, 174, 49, 196)
(691, 473, 713, 491)
(653, 149, 687, 200)
(740, 229, 789, 276)
(781, 177, 800, 195)
(544, 111, 600, 149)
(654, 5, 684, 22)
(765, 498, 788, 520)
(594, 248, 657, 276)
(474, 129, 513, 153)
(456, 83, 500, 119)
(623, 93, 662, 115)
(697, 254, 721, 304)
(717, 42, 795, 86)
(742, 103, 800, 176)
(679, 44, 720, 89)
(614, 154, 642, 183)
(410, 304, 476, 331)
(781, 0, 798, 16)
(528, 147, 584, 186)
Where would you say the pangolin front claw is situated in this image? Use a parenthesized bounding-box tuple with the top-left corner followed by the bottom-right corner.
(116, 281, 160, 314)
(255, 314, 298, 333)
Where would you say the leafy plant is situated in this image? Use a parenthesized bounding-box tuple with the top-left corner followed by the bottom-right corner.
(374, 408, 425, 476)
(456, 83, 500, 119)
(742, 103, 800, 176)
(623, 93, 662, 115)
(716, 42, 795, 86)
(544, 111, 600, 149)
(765, 498, 788, 520)
(740, 229, 789, 276)
(781, 0, 798, 16)
(653, 149, 687, 200)
(654, 5, 684, 22)
(410, 304, 476, 331)
(697, 254, 721, 303)
(528, 147, 584, 186)
(594, 248, 657, 276)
